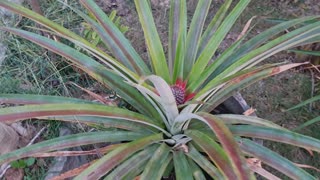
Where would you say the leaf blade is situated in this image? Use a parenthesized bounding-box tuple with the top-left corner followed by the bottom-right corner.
(189, 0, 251, 84)
(140, 143, 172, 180)
(1, 27, 159, 118)
(186, 144, 223, 179)
(229, 125, 320, 152)
(239, 138, 315, 179)
(195, 113, 253, 180)
(184, 0, 212, 76)
(0, 131, 144, 165)
(0, 94, 94, 104)
(173, 151, 193, 180)
(106, 145, 158, 179)
(185, 130, 238, 179)
(75, 133, 163, 179)
(134, 0, 171, 83)
(79, 0, 150, 76)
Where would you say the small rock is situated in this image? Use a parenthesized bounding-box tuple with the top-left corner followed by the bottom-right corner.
(45, 127, 88, 180)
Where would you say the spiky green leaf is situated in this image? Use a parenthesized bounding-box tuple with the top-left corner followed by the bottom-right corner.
(0, 131, 144, 165)
(75, 133, 163, 179)
(239, 138, 315, 179)
(134, 0, 171, 83)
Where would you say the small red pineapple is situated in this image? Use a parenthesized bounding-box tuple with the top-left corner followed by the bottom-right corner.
(170, 79, 195, 105)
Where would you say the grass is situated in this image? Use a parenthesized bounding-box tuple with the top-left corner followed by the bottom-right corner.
(0, 0, 319, 178)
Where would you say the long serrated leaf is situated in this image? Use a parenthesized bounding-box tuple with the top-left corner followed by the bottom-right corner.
(44, 116, 157, 133)
(239, 138, 315, 179)
(188, 37, 244, 92)
(185, 130, 237, 179)
(128, 81, 170, 129)
(197, 0, 232, 55)
(106, 144, 158, 179)
(189, 0, 250, 84)
(134, 0, 171, 83)
(0, 103, 170, 134)
(193, 113, 253, 180)
(143, 75, 179, 125)
(185, 64, 281, 113)
(294, 116, 320, 131)
(75, 133, 163, 179)
(229, 125, 320, 152)
(173, 151, 193, 180)
(1, 27, 158, 118)
(215, 114, 284, 129)
(200, 63, 305, 112)
(187, 157, 207, 180)
(0, 131, 144, 165)
(0, 1, 138, 82)
(213, 16, 320, 77)
(183, 0, 212, 77)
(188, 15, 255, 92)
(140, 143, 172, 180)
(289, 49, 320, 56)
(169, 0, 187, 81)
(212, 21, 320, 80)
(79, 0, 150, 76)
(186, 144, 223, 179)
(287, 95, 320, 111)
(0, 94, 94, 104)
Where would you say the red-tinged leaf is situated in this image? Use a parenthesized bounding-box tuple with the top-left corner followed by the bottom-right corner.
(199, 63, 306, 112)
(186, 144, 223, 179)
(32, 144, 122, 158)
(185, 130, 238, 179)
(0, 104, 171, 136)
(50, 161, 95, 180)
(79, 0, 151, 76)
(1, 27, 159, 120)
(239, 138, 315, 179)
(0, 103, 164, 129)
(46, 115, 157, 133)
(247, 158, 281, 180)
(68, 82, 112, 105)
(107, 145, 158, 179)
(140, 143, 172, 180)
(229, 125, 320, 153)
(0, 94, 93, 105)
(215, 114, 283, 129)
(75, 133, 163, 179)
(0, 1, 138, 82)
(222, 16, 320, 68)
(0, 131, 144, 164)
(194, 113, 253, 180)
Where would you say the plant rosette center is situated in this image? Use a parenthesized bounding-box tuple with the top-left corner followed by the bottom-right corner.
(164, 134, 192, 153)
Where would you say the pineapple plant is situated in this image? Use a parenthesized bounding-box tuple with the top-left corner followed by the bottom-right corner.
(0, 0, 320, 179)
